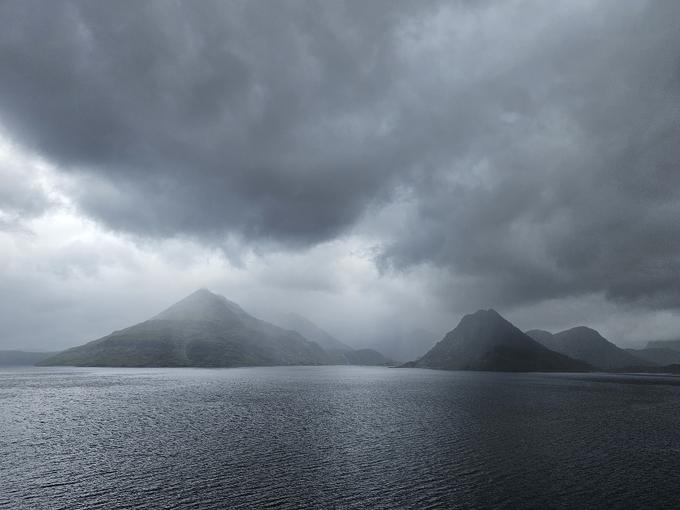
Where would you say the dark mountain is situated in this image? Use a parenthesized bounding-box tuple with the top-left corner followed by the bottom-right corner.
(274, 312, 352, 352)
(0, 350, 55, 366)
(625, 347, 680, 366)
(39, 289, 331, 367)
(415, 309, 590, 372)
(646, 339, 680, 352)
(527, 326, 646, 370)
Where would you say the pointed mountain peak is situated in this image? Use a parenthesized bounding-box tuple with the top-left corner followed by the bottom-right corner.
(470, 308, 501, 316)
(153, 289, 246, 322)
(191, 288, 218, 297)
(184, 288, 230, 303)
(446, 309, 521, 346)
(460, 308, 509, 327)
(40, 288, 331, 368)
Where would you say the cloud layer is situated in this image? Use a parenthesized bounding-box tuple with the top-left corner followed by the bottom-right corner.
(1, 1, 680, 348)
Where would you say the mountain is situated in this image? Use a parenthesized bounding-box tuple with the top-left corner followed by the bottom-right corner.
(415, 309, 590, 372)
(0, 350, 55, 366)
(625, 347, 680, 366)
(527, 326, 646, 370)
(40, 289, 331, 367)
(274, 312, 393, 366)
(524, 329, 554, 345)
(646, 339, 680, 352)
(274, 312, 352, 352)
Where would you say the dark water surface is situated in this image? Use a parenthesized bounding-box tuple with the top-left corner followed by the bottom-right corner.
(2, 366, 679, 509)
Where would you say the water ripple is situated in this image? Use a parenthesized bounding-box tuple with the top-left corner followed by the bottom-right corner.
(1, 366, 679, 509)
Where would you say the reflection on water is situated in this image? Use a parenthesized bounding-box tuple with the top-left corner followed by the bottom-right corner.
(1, 366, 679, 509)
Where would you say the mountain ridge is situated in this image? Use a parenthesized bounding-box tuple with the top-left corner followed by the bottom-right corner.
(527, 326, 646, 370)
(273, 312, 353, 352)
(625, 347, 680, 366)
(272, 312, 392, 365)
(646, 339, 680, 352)
(415, 309, 590, 372)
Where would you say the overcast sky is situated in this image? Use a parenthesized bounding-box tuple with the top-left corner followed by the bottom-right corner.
(1, 0, 680, 351)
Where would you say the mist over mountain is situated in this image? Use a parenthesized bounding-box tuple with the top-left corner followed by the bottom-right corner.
(627, 336, 680, 366)
(646, 339, 680, 352)
(367, 328, 439, 363)
(273, 312, 352, 352)
(32, 287, 677, 372)
(0, 350, 54, 366)
(415, 310, 590, 372)
(272, 312, 392, 366)
(40, 290, 330, 367)
(625, 348, 680, 366)
(526, 327, 645, 370)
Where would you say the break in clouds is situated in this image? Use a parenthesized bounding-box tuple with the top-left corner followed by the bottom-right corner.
(1, 0, 680, 349)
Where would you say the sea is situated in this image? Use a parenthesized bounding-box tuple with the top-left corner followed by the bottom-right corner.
(1, 366, 679, 509)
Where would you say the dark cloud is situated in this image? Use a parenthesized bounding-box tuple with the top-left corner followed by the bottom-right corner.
(377, 0, 680, 310)
(1, 0, 680, 312)
(0, 0, 424, 245)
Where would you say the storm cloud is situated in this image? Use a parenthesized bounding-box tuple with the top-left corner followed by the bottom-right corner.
(0, 0, 423, 244)
(1, 0, 680, 349)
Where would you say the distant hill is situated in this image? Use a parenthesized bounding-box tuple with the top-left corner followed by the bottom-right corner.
(274, 312, 392, 366)
(415, 309, 590, 372)
(646, 339, 680, 352)
(625, 347, 680, 366)
(526, 327, 645, 370)
(343, 348, 392, 366)
(40, 289, 331, 367)
(274, 312, 352, 352)
(0, 350, 55, 366)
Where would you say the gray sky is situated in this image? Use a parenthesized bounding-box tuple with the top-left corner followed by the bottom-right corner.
(1, 0, 680, 350)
